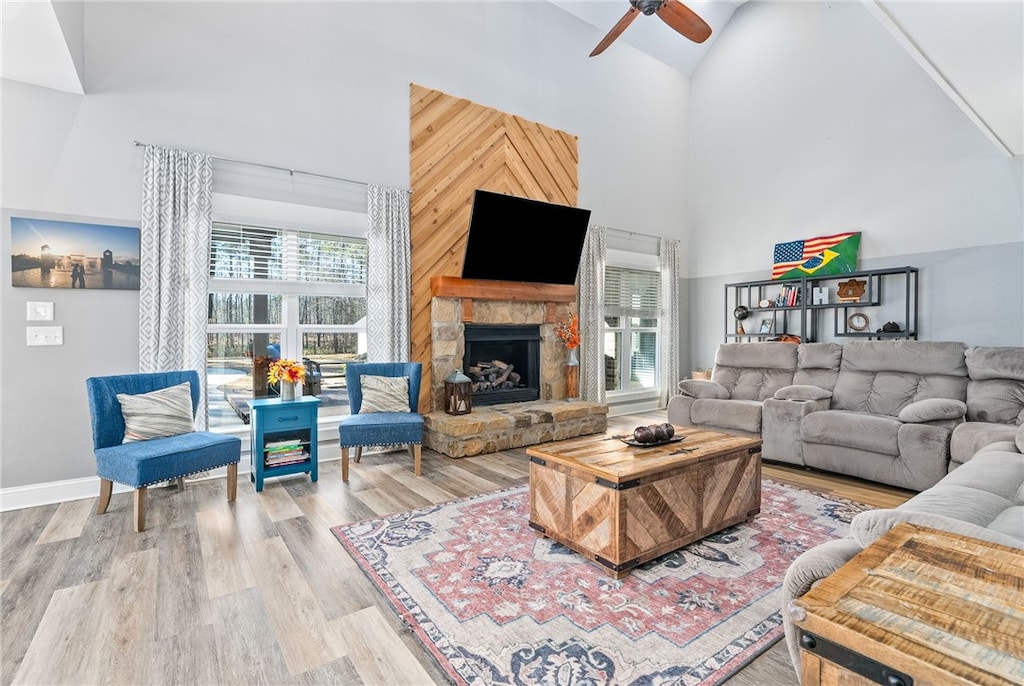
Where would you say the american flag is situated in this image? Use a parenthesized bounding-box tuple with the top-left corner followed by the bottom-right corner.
(772, 232, 857, 279)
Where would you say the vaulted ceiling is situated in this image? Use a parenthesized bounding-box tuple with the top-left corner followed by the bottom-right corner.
(2, 1, 1021, 156)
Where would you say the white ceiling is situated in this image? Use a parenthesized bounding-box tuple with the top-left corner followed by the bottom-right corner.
(2, 1, 1021, 156)
(551, 0, 746, 75)
(0, 0, 83, 94)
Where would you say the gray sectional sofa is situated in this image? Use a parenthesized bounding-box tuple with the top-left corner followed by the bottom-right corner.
(780, 426, 1024, 679)
(670, 341, 1024, 680)
(670, 341, 1024, 491)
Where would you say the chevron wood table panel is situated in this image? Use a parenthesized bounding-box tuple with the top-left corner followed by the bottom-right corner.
(526, 427, 762, 577)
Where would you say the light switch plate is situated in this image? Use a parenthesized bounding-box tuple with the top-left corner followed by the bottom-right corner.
(26, 301, 54, 321)
(26, 326, 63, 346)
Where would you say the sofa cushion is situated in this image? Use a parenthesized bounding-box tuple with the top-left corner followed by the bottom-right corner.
(690, 398, 763, 434)
(964, 346, 1024, 423)
(678, 379, 730, 399)
(793, 342, 843, 391)
(950, 422, 1019, 464)
(832, 341, 968, 417)
(801, 410, 899, 456)
(775, 385, 832, 401)
(897, 397, 966, 423)
(850, 451, 1024, 549)
(712, 342, 797, 401)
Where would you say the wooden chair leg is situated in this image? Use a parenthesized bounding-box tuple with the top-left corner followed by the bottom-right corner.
(176, 477, 185, 490)
(411, 444, 422, 476)
(134, 487, 147, 532)
(226, 462, 238, 501)
(354, 446, 363, 463)
(341, 447, 350, 482)
(97, 478, 113, 515)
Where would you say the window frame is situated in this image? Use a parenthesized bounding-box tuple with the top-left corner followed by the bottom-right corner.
(604, 250, 663, 405)
(207, 194, 369, 432)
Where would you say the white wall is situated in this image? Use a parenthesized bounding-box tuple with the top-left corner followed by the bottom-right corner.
(1, 1, 691, 490)
(687, 2, 1024, 369)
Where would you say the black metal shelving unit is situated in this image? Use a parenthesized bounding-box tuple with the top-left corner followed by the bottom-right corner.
(725, 266, 919, 343)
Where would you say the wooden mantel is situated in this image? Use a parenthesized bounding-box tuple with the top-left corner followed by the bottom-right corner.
(430, 276, 577, 322)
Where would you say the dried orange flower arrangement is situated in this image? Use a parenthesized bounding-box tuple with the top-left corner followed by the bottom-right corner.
(554, 313, 580, 350)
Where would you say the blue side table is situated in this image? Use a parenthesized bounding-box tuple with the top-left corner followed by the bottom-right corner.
(249, 396, 320, 492)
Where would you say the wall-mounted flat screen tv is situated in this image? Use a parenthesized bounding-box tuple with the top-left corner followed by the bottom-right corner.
(461, 190, 591, 285)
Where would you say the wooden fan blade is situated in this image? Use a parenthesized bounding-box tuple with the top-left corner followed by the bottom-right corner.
(657, 0, 712, 44)
(590, 7, 639, 57)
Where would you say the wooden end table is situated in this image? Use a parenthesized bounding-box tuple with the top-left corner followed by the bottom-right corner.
(525, 426, 762, 577)
(792, 522, 1024, 686)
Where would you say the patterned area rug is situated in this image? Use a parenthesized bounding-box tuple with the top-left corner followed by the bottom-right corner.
(332, 480, 868, 685)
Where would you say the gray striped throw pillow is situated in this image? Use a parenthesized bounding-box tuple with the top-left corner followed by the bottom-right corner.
(117, 381, 195, 443)
(359, 375, 410, 413)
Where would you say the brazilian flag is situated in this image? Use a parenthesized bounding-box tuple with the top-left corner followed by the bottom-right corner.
(772, 232, 861, 281)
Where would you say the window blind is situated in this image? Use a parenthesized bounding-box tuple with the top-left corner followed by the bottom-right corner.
(210, 223, 367, 284)
(605, 266, 660, 318)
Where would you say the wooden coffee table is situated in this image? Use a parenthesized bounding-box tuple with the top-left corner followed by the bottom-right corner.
(526, 426, 762, 577)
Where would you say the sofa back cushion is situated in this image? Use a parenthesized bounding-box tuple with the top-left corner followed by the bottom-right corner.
(965, 346, 1024, 424)
(793, 342, 843, 391)
(712, 342, 798, 401)
(832, 341, 968, 417)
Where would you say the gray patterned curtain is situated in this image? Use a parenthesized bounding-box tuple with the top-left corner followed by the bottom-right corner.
(366, 184, 412, 361)
(579, 225, 607, 403)
(658, 237, 681, 408)
(139, 145, 213, 429)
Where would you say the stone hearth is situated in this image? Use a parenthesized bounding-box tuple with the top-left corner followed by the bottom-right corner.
(424, 400, 608, 458)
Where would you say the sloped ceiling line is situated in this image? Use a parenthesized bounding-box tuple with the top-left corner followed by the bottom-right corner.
(864, 0, 1017, 158)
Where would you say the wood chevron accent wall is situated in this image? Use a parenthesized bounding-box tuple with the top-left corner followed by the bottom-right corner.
(409, 84, 580, 411)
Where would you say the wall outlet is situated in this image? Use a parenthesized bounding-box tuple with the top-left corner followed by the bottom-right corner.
(26, 326, 64, 346)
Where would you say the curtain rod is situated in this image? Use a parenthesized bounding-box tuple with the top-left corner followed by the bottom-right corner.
(132, 140, 369, 188)
(606, 226, 661, 242)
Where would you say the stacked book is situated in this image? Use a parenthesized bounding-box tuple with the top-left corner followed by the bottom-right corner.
(264, 438, 308, 467)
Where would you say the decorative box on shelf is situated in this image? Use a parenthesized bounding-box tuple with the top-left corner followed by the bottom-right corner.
(249, 396, 320, 492)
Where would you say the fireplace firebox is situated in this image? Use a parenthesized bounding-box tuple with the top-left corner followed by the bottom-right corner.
(463, 324, 541, 406)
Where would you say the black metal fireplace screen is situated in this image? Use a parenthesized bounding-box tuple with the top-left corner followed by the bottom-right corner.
(463, 324, 541, 406)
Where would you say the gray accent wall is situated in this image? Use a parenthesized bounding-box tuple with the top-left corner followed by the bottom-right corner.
(687, 243, 1024, 373)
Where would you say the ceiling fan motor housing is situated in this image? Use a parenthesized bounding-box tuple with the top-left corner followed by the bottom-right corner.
(631, 0, 665, 16)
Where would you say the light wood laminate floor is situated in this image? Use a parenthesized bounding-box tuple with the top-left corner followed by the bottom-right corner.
(0, 411, 913, 685)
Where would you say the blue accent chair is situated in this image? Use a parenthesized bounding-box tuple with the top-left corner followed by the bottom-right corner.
(338, 362, 424, 481)
(85, 371, 241, 532)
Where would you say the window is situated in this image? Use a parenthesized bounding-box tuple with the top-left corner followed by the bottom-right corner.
(207, 222, 368, 428)
(604, 266, 660, 394)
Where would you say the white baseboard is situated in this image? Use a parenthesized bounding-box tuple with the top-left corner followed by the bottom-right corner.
(0, 452, 343, 513)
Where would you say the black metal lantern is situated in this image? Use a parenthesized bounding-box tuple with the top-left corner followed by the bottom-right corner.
(444, 369, 473, 415)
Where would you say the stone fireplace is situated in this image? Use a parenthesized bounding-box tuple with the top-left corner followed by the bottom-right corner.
(424, 276, 608, 458)
(428, 277, 580, 411)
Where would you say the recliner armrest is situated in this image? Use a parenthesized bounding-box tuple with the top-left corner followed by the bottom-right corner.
(773, 384, 832, 402)
(897, 398, 967, 423)
(677, 378, 729, 399)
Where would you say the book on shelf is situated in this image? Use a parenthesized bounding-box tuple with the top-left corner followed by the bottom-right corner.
(265, 438, 302, 449)
(265, 451, 309, 466)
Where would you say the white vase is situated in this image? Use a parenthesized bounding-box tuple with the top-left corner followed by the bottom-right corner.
(280, 381, 297, 401)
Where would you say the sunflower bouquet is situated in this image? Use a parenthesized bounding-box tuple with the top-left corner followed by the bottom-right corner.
(268, 358, 306, 385)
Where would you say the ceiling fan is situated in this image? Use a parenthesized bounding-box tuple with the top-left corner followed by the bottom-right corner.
(590, 0, 712, 57)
